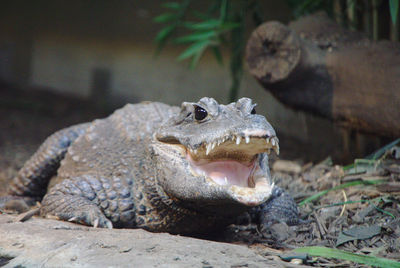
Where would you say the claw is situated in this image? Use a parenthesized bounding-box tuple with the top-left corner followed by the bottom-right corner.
(106, 220, 113, 229)
(68, 216, 78, 222)
(93, 218, 99, 228)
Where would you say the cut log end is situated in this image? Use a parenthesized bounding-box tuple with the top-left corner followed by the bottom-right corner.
(245, 21, 301, 84)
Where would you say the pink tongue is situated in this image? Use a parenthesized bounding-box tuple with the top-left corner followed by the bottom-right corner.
(194, 160, 253, 187)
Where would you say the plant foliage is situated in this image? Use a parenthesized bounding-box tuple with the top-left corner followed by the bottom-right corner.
(390, 0, 399, 25)
(154, 0, 264, 101)
(293, 246, 400, 267)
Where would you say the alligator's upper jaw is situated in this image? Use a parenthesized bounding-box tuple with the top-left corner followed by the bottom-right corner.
(186, 132, 279, 206)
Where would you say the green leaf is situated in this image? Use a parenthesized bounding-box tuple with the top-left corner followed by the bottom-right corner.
(298, 179, 386, 207)
(174, 31, 216, 43)
(177, 40, 210, 61)
(336, 225, 381, 247)
(192, 11, 212, 21)
(219, 0, 228, 21)
(153, 13, 177, 23)
(184, 19, 221, 30)
(155, 24, 176, 43)
(366, 138, 400, 160)
(390, 0, 399, 25)
(212, 46, 223, 65)
(189, 49, 205, 69)
(161, 2, 181, 10)
(293, 246, 400, 268)
(218, 22, 241, 31)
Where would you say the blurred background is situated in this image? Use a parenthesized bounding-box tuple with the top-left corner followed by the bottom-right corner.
(0, 0, 397, 171)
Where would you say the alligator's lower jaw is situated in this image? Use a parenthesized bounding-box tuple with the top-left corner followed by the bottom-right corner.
(228, 179, 274, 206)
(187, 152, 273, 204)
(188, 156, 255, 187)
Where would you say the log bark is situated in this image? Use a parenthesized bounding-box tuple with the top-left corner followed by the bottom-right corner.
(246, 12, 400, 137)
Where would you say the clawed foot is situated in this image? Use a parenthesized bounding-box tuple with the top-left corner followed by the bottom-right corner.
(256, 186, 305, 239)
(43, 206, 113, 229)
(67, 209, 113, 229)
(40, 191, 113, 229)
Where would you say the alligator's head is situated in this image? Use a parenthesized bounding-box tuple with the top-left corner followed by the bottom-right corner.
(153, 97, 279, 215)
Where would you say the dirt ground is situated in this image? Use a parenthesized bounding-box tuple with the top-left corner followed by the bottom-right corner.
(1, 86, 399, 267)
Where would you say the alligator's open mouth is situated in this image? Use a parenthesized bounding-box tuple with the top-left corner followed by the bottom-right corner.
(155, 128, 279, 206)
(186, 131, 279, 190)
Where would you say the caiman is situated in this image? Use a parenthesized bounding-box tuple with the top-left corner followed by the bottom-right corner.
(3, 97, 299, 234)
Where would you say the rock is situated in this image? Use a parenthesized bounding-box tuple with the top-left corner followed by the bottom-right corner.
(272, 160, 302, 174)
(0, 214, 281, 267)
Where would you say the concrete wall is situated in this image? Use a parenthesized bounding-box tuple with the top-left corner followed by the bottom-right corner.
(0, 0, 344, 158)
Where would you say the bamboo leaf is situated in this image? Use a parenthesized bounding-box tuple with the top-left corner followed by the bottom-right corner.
(192, 11, 211, 21)
(212, 46, 223, 65)
(389, 0, 399, 25)
(189, 48, 205, 69)
(177, 40, 210, 61)
(366, 138, 400, 160)
(218, 22, 241, 31)
(153, 13, 177, 23)
(336, 225, 381, 247)
(161, 2, 181, 10)
(155, 24, 176, 44)
(298, 180, 386, 207)
(174, 31, 216, 43)
(293, 246, 400, 267)
(184, 19, 221, 30)
(219, 0, 228, 22)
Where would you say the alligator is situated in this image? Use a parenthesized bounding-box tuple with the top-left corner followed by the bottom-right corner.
(3, 97, 299, 234)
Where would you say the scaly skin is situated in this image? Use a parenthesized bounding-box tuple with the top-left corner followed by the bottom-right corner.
(5, 98, 299, 234)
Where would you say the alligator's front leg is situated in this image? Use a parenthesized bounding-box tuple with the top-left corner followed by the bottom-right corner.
(7, 122, 90, 197)
(1, 123, 90, 212)
(261, 186, 300, 226)
(41, 176, 113, 229)
(251, 186, 301, 231)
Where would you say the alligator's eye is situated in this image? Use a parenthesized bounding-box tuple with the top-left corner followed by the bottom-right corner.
(251, 107, 256, 114)
(194, 105, 208, 121)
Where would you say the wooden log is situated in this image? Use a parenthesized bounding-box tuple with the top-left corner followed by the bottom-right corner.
(245, 12, 400, 137)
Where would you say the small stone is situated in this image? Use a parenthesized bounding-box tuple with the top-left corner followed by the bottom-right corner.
(290, 258, 303, 264)
(272, 160, 302, 174)
(119, 247, 132, 253)
(12, 242, 24, 248)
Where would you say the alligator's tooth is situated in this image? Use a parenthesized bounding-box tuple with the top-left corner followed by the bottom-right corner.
(271, 138, 276, 146)
(211, 142, 216, 150)
(236, 136, 241, 145)
(245, 136, 250, 144)
(274, 141, 280, 155)
(206, 144, 212, 155)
